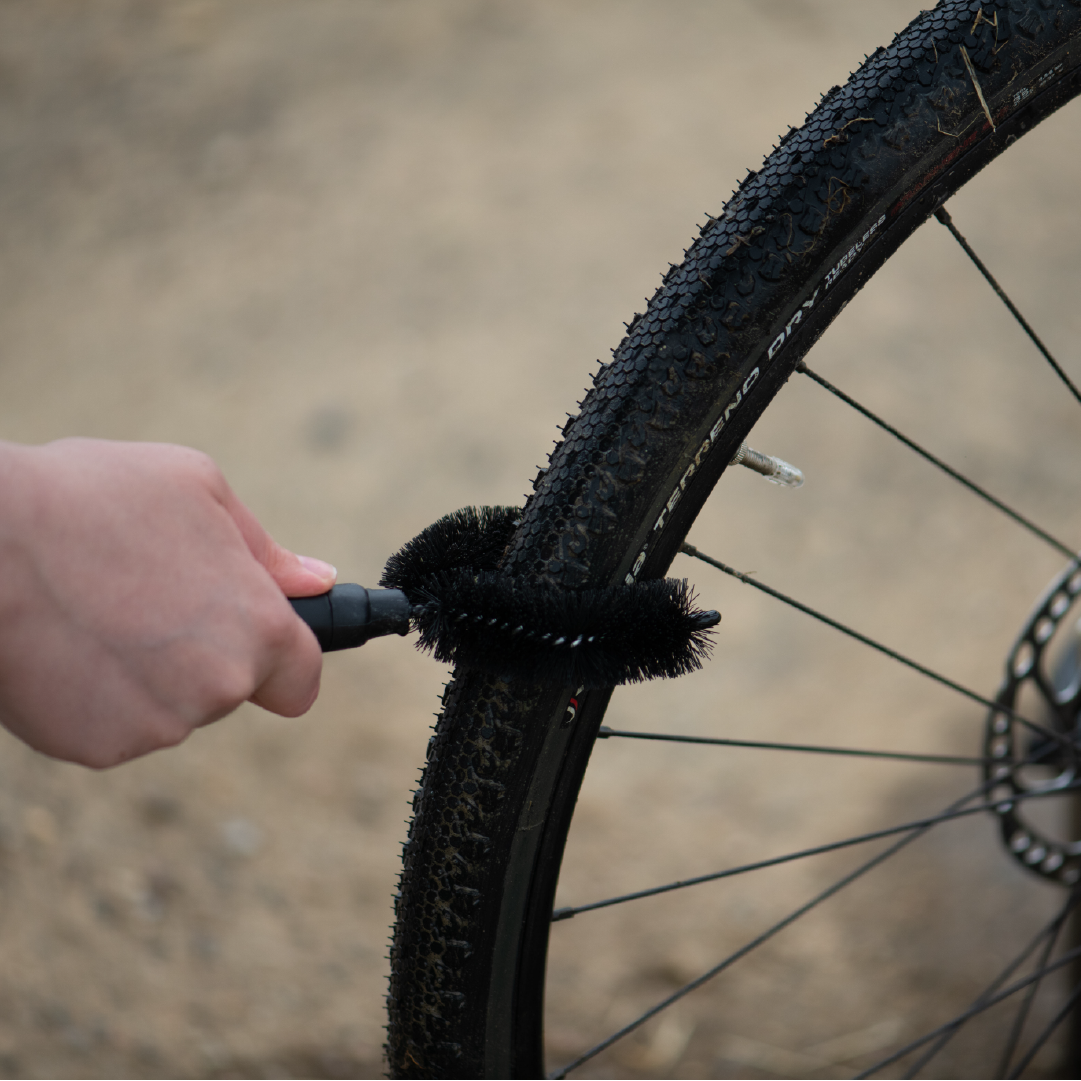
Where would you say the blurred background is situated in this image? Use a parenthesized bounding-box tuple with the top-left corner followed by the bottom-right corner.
(1, 1, 1080, 1077)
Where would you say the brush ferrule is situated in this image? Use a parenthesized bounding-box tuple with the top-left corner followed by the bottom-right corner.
(290, 585, 411, 651)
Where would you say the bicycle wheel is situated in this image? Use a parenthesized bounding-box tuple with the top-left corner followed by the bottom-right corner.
(387, 2, 1081, 1076)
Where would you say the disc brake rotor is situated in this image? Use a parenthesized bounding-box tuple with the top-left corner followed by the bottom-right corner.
(986, 560, 1081, 884)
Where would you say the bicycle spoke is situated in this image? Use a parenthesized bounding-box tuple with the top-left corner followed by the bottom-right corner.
(597, 725, 986, 766)
(679, 541, 1070, 751)
(551, 779, 1081, 923)
(935, 206, 1081, 407)
(550, 779, 998, 1079)
(855, 946, 1081, 1079)
(997, 944, 1060, 1077)
(901, 888, 1080, 1078)
(1006, 975, 1081, 1079)
(994, 890, 1075, 1079)
(797, 361, 1075, 559)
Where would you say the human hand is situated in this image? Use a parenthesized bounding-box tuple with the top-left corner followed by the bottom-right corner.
(0, 438, 336, 768)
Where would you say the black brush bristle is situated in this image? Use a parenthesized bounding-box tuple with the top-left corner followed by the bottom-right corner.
(381, 505, 719, 688)
(412, 572, 717, 688)
(380, 505, 521, 595)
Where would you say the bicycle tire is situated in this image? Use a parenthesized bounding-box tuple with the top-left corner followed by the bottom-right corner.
(386, 3, 1081, 1076)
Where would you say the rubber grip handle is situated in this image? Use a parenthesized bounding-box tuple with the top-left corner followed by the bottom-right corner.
(289, 585, 411, 652)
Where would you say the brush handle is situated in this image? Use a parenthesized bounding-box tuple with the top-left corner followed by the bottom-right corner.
(289, 585, 411, 652)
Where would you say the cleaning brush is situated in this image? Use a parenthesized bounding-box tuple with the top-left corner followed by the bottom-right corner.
(288, 506, 719, 688)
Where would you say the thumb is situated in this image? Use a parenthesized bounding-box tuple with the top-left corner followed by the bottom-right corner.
(261, 546, 338, 598)
(216, 484, 337, 597)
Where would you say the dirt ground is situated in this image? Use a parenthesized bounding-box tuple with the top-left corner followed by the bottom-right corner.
(1, 2, 1080, 1078)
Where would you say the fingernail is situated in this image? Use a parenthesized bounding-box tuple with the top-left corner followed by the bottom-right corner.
(298, 555, 337, 581)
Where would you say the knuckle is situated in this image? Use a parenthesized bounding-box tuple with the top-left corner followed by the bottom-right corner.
(173, 445, 225, 491)
(274, 674, 321, 719)
(83, 745, 124, 770)
(83, 715, 192, 769)
(151, 716, 193, 750)
(195, 661, 256, 719)
(261, 599, 301, 652)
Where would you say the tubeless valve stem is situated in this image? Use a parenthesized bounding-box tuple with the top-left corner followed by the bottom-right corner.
(731, 442, 804, 488)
